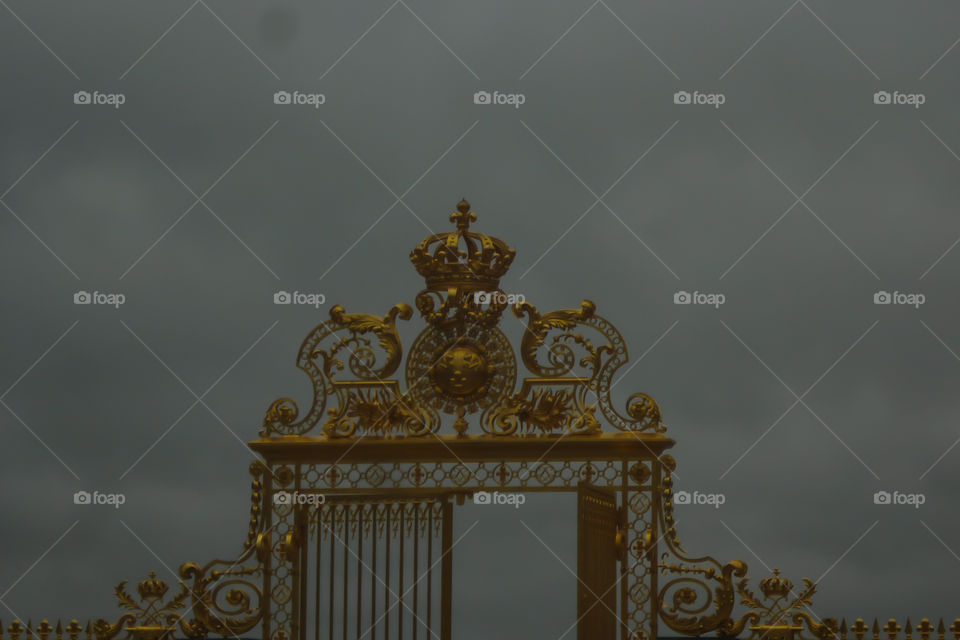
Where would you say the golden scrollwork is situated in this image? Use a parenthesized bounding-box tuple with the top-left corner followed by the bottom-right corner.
(260, 303, 412, 437)
(657, 455, 750, 637)
(722, 570, 837, 640)
(321, 382, 437, 438)
(481, 380, 600, 436)
(94, 463, 267, 640)
(512, 299, 666, 434)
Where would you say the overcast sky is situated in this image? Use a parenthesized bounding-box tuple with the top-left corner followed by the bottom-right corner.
(2, 1, 960, 638)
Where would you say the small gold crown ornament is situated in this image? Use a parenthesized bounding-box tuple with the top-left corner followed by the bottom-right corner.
(136, 572, 169, 600)
(759, 568, 793, 599)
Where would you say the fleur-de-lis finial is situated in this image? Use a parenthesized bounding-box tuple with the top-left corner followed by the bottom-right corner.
(450, 198, 475, 230)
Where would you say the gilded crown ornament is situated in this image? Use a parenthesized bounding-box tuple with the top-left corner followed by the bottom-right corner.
(409, 199, 516, 293)
(136, 573, 168, 601)
(759, 569, 793, 599)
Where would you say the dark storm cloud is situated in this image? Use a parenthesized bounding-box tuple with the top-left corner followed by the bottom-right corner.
(2, 1, 960, 638)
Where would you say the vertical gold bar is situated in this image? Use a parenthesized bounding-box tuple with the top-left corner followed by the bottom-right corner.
(649, 460, 661, 640)
(328, 508, 335, 640)
(314, 506, 321, 640)
(440, 498, 453, 640)
(385, 506, 391, 640)
(343, 507, 350, 640)
(371, 506, 377, 640)
(399, 504, 405, 640)
(413, 502, 420, 640)
(427, 503, 434, 635)
(356, 505, 363, 640)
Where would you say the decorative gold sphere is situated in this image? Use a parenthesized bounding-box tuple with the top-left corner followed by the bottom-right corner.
(431, 343, 491, 397)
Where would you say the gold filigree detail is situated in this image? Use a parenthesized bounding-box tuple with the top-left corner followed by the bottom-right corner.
(482, 380, 600, 436)
(261, 303, 412, 437)
(321, 383, 437, 438)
